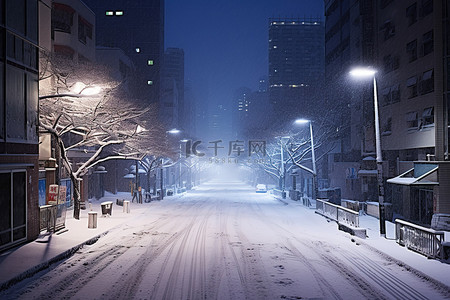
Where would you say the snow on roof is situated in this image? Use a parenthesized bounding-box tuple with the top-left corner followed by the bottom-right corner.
(358, 169, 377, 176)
(362, 156, 376, 161)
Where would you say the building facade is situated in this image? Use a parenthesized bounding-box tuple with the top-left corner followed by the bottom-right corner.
(82, 0, 164, 104)
(0, 0, 40, 251)
(325, 0, 450, 226)
(268, 18, 325, 127)
(377, 0, 449, 225)
(324, 0, 377, 202)
(161, 47, 184, 130)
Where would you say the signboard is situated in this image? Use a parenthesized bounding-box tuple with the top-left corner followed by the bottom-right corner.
(346, 168, 357, 179)
(58, 185, 67, 204)
(48, 184, 59, 205)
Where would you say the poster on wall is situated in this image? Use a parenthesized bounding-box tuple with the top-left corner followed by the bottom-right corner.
(48, 184, 59, 205)
(58, 185, 67, 204)
(38, 179, 46, 206)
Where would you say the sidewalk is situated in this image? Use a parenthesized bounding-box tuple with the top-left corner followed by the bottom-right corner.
(272, 193, 450, 288)
(0, 191, 169, 291)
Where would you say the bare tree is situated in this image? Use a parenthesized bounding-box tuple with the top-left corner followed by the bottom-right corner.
(256, 137, 293, 190)
(39, 53, 168, 219)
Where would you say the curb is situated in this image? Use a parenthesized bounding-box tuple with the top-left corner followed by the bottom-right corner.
(0, 231, 109, 292)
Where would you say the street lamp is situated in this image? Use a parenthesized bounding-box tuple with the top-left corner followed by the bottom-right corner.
(179, 139, 189, 190)
(167, 128, 181, 135)
(350, 67, 386, 237)
(280, 136, 290, 194)
(294, 119, 317, 201)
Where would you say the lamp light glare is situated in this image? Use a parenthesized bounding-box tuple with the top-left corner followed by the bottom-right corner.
(349, 68, 377, 78)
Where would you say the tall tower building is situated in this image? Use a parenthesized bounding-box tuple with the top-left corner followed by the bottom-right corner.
(161, 48, 184, 130)
(268, 18, 325, 126)
(82, 0, 164, 104)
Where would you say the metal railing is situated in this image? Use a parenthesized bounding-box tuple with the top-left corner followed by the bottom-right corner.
(316, 199, 360, 228)
(39, 205, 58, 232)
(395, 219, 445, 259)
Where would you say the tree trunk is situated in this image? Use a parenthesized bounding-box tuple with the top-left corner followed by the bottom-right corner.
(71, 173, 81, 220)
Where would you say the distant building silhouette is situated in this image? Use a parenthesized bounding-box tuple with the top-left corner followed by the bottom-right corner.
(268, 18, 324, 126)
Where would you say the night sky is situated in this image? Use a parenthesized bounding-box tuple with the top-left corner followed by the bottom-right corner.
(165, 0, 324, 118)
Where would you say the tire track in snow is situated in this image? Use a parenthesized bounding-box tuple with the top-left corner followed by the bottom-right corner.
(249, 200, 381, 299)
(337, 246, 434, 300)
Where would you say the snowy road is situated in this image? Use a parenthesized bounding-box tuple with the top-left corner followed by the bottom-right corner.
(3, 181, 450, 299)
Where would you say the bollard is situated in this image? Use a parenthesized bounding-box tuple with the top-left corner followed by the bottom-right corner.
(88, 212, 98, 229)
(123, 200, 130, 213)
(89, 203, 93, 211)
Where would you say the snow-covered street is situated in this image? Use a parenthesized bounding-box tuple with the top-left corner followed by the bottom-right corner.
(2, 181, 449, 300)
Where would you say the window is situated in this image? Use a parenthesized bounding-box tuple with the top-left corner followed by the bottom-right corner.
(380, 0, 393, 9)
(420, 69, 434, 94)
(422, 30, 433, 56)
(420, 0, 433, 17)
(382, 117, 392, 136)
(6, 0, 25, 35)
(26, 72, 38, 142)
(382, 20, 395, 40)
(0, 170, 27, 250)
(0, 62, 3, 140)
(406, 3, 417, 26)
(391, 84, 400, 103)
(421, 107, 434, 126)
(78, 16, 93, 44)
(105, 11, 114, 16)
(383, 54, 399, 73)
(135, 47, 140, 53)
(406, 40, 417, 62)
(406, 76, 418, 98)
(6, 65, 25, 140)
(381, 87, 391, 106)
(51, 3, 74, 35)
(147, 59, 154, 66)
(115, 11, 124, 16)
(406, 111, 419, 128)
(147, 80, 153, 85)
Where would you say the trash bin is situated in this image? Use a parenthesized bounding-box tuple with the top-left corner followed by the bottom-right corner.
(101, 201, 113, 216)
(123, 200, 130, 213)
(88, 212, 97, 228)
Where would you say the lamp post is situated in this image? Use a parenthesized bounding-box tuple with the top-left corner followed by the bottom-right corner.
(280, 136, 290, 196)
(294, 119, 317, 201)
(350, 67, 386, 237)
(179, 139, 189, 190)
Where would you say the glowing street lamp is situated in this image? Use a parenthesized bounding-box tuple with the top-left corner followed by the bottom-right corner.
(39, 82, 102, 100)
(179, 139, 189, 189)
(294, 119, 317, 201)
(350, 66, 386, 237)
(167, 128, 181, 135)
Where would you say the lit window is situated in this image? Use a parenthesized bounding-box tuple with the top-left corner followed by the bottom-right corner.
(115, 11, 124, 16)
(148, 60, 154, 65)
(135, 48, 140, 53)
(273, 46, 277, 49)
(106, 11, 114, 16)
(147, 80, 153, 85)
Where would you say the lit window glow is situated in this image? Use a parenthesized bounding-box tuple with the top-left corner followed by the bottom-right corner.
(135, 47, 140, 53)
(115, 11, 124, 16)
(148, 60, 154, 65)
(147, 80, 153, 85)
(106, 11, 114, 16)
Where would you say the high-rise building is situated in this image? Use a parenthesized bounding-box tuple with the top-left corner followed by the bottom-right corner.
(161, 48, 184, 130)
(0, 0, 40, 250)
(268, 18, 325, 126)
(324, 0, 376, 202)
(82, 0, 164, 104)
